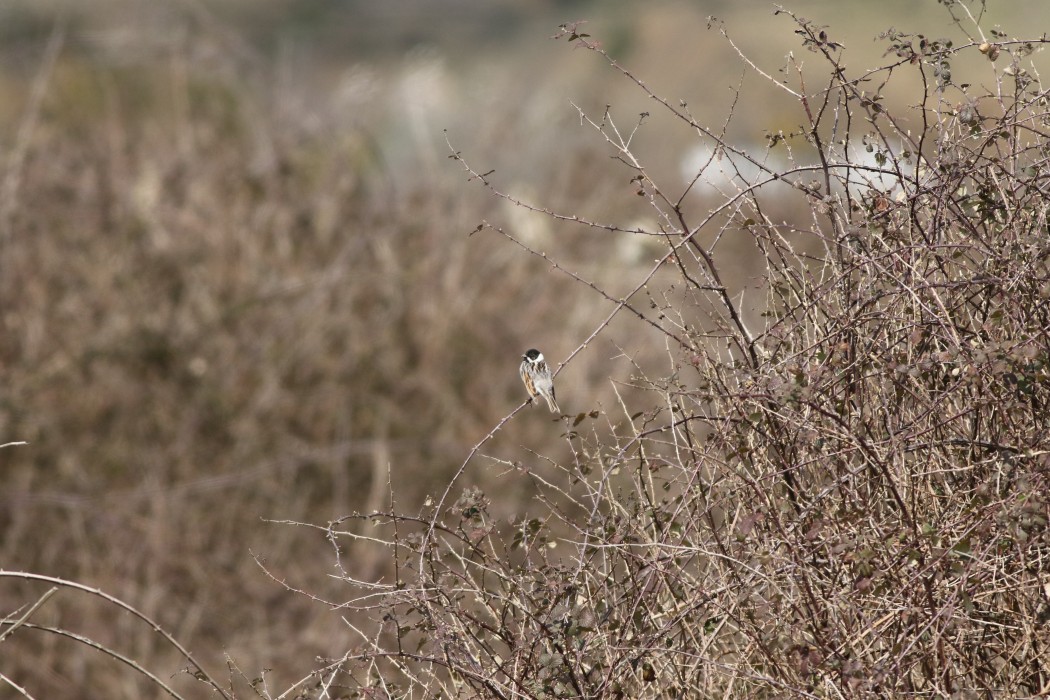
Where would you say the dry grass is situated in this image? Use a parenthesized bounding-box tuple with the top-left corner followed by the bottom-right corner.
(0, 7, 659, 697)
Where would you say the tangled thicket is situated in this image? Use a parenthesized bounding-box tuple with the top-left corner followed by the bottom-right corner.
(309, 8, 1050, 699)
(4, 3, 1050, 699)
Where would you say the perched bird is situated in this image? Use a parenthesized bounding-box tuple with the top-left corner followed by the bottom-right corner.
(519, 348, 560, 413)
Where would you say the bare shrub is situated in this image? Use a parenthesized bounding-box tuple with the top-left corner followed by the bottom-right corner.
(3, 3, 1050, 698)
(277, 7, 1050, 699)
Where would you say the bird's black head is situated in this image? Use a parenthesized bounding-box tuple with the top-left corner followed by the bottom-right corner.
(523, 348, 542, 362)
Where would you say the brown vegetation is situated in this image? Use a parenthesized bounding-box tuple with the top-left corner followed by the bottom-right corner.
(3, 1, 1050, 698)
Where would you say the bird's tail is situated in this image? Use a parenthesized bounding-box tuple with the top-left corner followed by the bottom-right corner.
(543, 392, 560, 413)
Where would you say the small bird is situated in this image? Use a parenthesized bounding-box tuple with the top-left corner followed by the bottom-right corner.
(520, 348, 560, 413)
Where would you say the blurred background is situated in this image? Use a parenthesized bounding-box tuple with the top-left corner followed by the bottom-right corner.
(1, 0, 1046, 696)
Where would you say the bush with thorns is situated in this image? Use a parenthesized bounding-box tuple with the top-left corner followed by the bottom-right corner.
(5, 3, 1050, 699)
(308, 7, 1050, 699)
